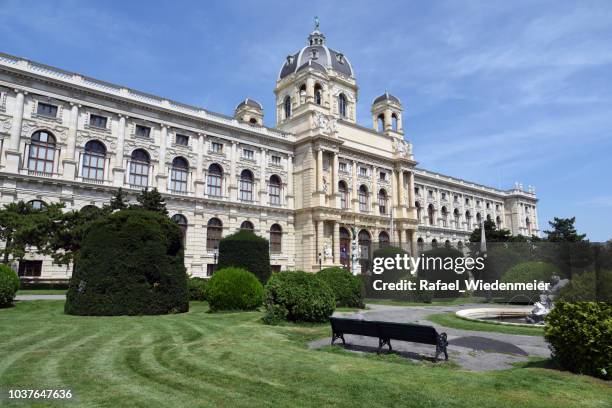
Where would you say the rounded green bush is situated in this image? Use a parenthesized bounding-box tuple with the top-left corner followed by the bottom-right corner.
(317, 267, 364, 308)
(0, 264, 19, 308)
(188, 277, 208, 301)
(501, 261, 559, 302)
(65, 209, 189, 316)
(545, 301, 611, 380)
(218, 230, 271, 284)
(263, 271, 335, 323)
(206, 267, 264, 311)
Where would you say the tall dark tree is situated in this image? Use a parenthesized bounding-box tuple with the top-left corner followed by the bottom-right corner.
(544, 217, 586, 242)
(109, 188, 129, 211)
(469, 220, 513, 243)
(133, 188, 168, 216)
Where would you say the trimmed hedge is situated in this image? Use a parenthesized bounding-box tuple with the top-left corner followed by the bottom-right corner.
(557, 270, 612, 303)
(501, 261, 559, 302)
(545, 301, 611, 380)
(418, 247, 466, 299)
(206, 267, 264, 311)
(0, 264, 19, 307)
(65, 209, 189, 316)
(263, 271, 335, 324)
(317, 267, 364, 308)
(217, 230, 271, 284)
(188, 277, 208, 301)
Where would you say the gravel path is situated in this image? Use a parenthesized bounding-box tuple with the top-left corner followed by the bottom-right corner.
(309, 303, 550, 372)
(16, 295, 66, 301)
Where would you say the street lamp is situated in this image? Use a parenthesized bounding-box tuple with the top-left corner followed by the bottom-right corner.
(318, 252, 322, 271)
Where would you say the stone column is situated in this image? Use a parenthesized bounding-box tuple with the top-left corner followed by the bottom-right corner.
(352, 160, 358, 212)
(260, 148, 267, 205)
(287, 154, 294, 208)
(372, 166, 378, 213)
(5, 90, 26, 172)
(62, 103, 79, 180)
(194, 134, 205, 195)
(333, 221, 339, 264)
(157, 125, 168, 192)
(317, 220, 324, 268)
(112, 115, 127, 187)
(229, 141, 238, 200)
(408, 170, 416, 218)
(332, 152, 339, 207)
(384, 108, 392, 132)
(306, 77, 315, 102)
(316, 148, 323, 192)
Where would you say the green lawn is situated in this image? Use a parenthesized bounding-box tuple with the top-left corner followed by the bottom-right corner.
(1, 301, 609, 408)
(426, 312, 545, 336)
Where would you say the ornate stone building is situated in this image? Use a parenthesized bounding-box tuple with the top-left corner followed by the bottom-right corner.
(0, 26, 538, 281)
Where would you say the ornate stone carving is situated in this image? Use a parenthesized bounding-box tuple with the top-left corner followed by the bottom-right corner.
(20, 118, 68, 141)
(0, 114, 12, 134)
(314, 111, 337, 135)
(394, 138, 412, 159)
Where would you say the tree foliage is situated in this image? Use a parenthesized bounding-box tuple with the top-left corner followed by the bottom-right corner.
(544, 217, 586, 242)
(133, 188, 168, 215)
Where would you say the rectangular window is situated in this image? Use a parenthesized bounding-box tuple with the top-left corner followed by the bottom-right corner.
(135, 125, 151, 138)
(243, 149, 254, 160)
(379, 171, 387, 181)
(359, 167, 368, 177)
(176, 134, 189, 146)
(339, 162, 348, 172)
(129, 161, 149, 187)
(37, 102, 58, 118)
(429, 190, 434, 197)
(465, 198, 470, 205)
(414, 187, 419, 195)
(89, 114, 108, 129)
(207, 173, 222, 197)
(271, 155, 281, 165)
(18, 260, 42, 277)
(454, 195, 458, 202)
(271, 265, 282, 273)
(441, 192, 447, 200)
(206, 264, 216, 277)
(211, 142, 223, 153)
(269, 184, 281, 205)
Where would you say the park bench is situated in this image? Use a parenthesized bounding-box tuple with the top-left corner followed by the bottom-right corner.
(329, 317, 449, 361)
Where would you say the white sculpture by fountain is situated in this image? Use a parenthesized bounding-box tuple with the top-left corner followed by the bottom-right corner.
(526, 274, 569, 324)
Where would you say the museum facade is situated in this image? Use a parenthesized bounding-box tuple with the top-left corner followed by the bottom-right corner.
(0, 27, 539, 280)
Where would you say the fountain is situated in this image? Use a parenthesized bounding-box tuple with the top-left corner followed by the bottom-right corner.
(456, 275, 569, 327)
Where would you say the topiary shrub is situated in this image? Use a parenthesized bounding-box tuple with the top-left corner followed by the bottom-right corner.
(188, 277, 208, 301)
(217, 230, 271, 284)
(418, 247, 466, 299)
(0, 264, 19, 308)
(501, 261, 559, 303)
(263, 271, 335, 324)
(545, 301, 612, 380)
(317, 267, 364, 308)
(206, 267, 263, 311)
(557, 270, 612, 303)
(65, 209, 189, 316)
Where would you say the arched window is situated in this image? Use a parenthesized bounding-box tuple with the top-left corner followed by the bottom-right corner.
(445, 239, 451, 248)
(377, 114, 385, 132)
(28, 130, 57, 174)
(338, 93, 347, 118)
(454, 208, 460, 228)
(476, 212, 482, 226)
(486, 214, 492, 222)
(27, 200, 46, 210)
(270, 224, 282, 253)
(269, 175, 281, 205)
(378, 189, 388, 215)
(496, 216, 502, 228)
(378, 231, 390, 248)
(441, 206, 448, 227)
(428, 204, 435, 226)
(240, 220, 254, 232)
(314, 83, 322, 105)
(465, 210, 472, 230)
(171, 214, 188, 245)
(358, 185, 369, 212)
(431, 239, 438, 248)
(391, 113, 398, 132)
(457, 241, 464, 250)
(207, 163, 223, 197)
(415, 201, 421, 222)
(284, 96, 291, 119)
(339, 181, 349, 209)
(206, 218, 223, 251)
(339, 227, 351, 268)
(239, 169, 254, 201)
(129, 149, 150, 187)
(417, 237, 424, 251)
(82, 140, 106, 181)
(170, 157, 189, 193)
(526, 217, 531, 234)
(358, 230, 371, 260)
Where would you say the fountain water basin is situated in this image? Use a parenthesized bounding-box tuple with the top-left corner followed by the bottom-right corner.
(456, 307, 541, 327)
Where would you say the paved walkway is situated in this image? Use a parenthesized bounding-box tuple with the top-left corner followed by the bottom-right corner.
(309, 303, 549, 372)
(16, 294, 66, 301)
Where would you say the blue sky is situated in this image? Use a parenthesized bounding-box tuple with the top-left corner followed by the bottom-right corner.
(1, 0, 611, 240)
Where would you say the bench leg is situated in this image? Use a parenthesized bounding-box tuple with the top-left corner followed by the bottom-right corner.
(377, 338, 391, 354)
(436, 333, 449, 362)
(331, 333, 346, 346)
